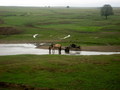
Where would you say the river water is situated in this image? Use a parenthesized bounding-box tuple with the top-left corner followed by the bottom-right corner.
(0, 44, 120, 56)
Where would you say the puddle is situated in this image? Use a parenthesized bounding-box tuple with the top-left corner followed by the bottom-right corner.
(0, 44, 120, 56)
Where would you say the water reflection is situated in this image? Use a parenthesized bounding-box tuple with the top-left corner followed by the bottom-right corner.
(0, 44, 120, 56)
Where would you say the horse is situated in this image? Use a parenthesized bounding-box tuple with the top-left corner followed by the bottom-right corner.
(64, 44, 81, 54)
(70, 44, 81, 51)
(49, 43, 62, 55)
(64, 47, 70, 54)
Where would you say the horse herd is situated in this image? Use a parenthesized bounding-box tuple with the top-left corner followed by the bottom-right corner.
(49, 43, 81, 55)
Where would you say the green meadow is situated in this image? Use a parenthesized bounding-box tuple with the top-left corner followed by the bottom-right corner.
(0, 55, 120, 89)
(0, 7, 120, 90)
(0, 7, 120, 45)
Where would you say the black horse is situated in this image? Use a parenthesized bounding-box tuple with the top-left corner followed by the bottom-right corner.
(64, 47, 70, 54)
(64, 44, 81, 54)
(70, 44, 81, 49)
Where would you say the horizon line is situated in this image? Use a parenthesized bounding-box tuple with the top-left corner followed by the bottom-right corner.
(0, 5, 120, 8)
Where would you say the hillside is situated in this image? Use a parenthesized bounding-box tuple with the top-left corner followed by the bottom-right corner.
(0, 7, 120, 46)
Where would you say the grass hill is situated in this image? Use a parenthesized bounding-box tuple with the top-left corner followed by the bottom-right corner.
(0, 6, 120, 46)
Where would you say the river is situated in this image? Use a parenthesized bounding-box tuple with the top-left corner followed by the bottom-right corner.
(0, 44, 120, 56)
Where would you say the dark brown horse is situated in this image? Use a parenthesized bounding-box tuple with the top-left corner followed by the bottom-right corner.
(65, 44, 81, 54)
(49, 43, 62, 54)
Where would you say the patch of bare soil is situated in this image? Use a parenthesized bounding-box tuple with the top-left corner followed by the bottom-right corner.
(115, 23, 120, 25)
(0, 82, 55, 90)
(37, 45, 120, 52)
(81, 46, 120, 52)
(37, 21, 72, 25)
(0, 19, 4, 24)
(0, 27, 23, 35)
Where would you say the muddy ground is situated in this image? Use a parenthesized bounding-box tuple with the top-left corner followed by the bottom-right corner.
(37, 45, 120, 52)
(81, 46, 120, 52)
(0, 27, 23, 35)
(0, 82, 55, 90)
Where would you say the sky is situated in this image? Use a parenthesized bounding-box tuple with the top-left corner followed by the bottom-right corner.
(0, 0, 120, 7)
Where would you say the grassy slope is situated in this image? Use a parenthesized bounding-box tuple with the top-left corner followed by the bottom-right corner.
(0, 7, 120, 45)
(0, 55, 120, 89)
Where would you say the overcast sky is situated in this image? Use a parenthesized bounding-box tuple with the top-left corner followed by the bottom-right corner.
(0, 0, 120, 7)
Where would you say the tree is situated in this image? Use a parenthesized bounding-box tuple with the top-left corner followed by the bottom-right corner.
(66, 6, 70, 8)
(101, 4, 114, 19)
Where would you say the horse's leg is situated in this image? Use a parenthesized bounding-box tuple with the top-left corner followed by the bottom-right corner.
(79, 46, 81, 54)
(52, 47, 55, 54)
(59, 47, 61, 55)
(58, 48, 59, 54)
(65, 47, 70, 54)
(49, 47, 51, 54)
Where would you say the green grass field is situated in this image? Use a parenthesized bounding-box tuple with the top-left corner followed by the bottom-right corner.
(0, 6, 120, 46)
(0, 6, 120, 90)
(0, 55, 120, 89)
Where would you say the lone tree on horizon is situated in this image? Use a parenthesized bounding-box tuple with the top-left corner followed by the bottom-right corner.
(66, 6, 70, 8)
(101, 4, 114, 19)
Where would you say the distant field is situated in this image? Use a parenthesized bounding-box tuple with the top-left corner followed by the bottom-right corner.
(0, 55, 120, 90)
(0, 6, 120, 46)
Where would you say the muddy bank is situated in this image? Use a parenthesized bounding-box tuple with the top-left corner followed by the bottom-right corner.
(37, 45, 120, 52)
(81, 46, 120, 52)
(0, 82, 55, 90)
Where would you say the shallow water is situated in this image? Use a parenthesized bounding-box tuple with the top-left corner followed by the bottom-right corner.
(0, 44, 120, 56)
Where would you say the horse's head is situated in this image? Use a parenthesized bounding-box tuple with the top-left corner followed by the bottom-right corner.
(50, 43, 54, 47)
(70, 44, 76, 48)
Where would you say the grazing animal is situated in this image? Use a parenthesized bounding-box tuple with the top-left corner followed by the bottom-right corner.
(70, 44, 77, 48)
(64, 44, 81, 54)
(49, 43, 62, 54)
(70, 44, 81, 50)
(65, 47, 70, 54)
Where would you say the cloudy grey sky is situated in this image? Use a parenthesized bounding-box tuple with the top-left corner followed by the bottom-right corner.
(0, 0, 120, 7)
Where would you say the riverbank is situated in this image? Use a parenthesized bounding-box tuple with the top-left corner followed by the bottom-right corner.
(37, 45, 120, 52)
(1, 43, 120, 56)
(0, 41, 120, 52)
(81, 46, 120, 52)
